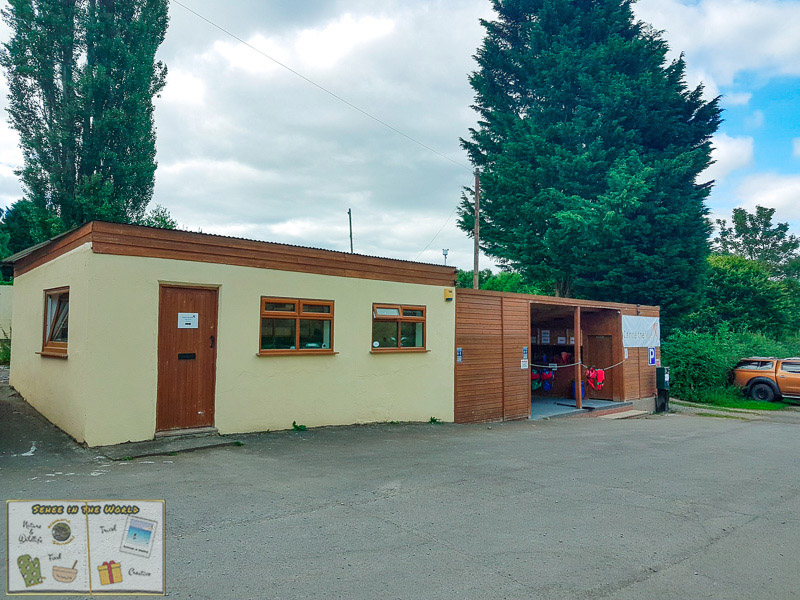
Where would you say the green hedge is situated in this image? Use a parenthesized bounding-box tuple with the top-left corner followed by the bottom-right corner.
(661, 328, 800, 403)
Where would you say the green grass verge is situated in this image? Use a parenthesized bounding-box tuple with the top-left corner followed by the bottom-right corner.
(685, 386, 790, 411)
(670, 400, 750, 414)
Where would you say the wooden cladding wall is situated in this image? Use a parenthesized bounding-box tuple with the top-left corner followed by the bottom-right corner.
(454, 291, 503, 423)
(502, 296, 532, 420)
(620, 307, 660, 401)
(621, 347, 659, 401)
(456, 290, 661, 422)
(11, 221, 458, 287)
(454, 289, 530, 424)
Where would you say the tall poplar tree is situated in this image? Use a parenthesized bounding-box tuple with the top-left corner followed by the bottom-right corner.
(459, 0, 721, 323)
(0, 0, 168, 254)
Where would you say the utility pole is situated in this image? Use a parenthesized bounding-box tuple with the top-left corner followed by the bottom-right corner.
(348, 208, 353, 253)
(473, 170, 481, 289)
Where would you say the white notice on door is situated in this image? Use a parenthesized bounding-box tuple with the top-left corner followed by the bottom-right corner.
(178, 313, 198, 329)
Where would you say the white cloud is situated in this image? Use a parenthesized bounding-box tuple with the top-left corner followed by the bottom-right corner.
(736, 174, 800, 220)
(160, 69, 206, 105)
(143, 0, 497, 269)
(701, 134, 754, 184)
(635, 0, 800, 99)
(723, 92, 752, 107)
(205, 34, 289, 76)
(205, 13, 395, 75)
(294, 14, 395, 69)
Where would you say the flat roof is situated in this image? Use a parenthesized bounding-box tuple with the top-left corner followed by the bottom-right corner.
(456, 287, 659, 314)
(5, 221, 458, 287)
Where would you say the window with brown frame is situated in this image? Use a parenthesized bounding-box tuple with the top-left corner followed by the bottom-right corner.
(371, 304, 426, 351)
(260, 297, 334, 355)
(42, 287, 69, 357)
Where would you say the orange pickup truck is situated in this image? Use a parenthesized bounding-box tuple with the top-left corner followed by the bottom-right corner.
(732, 357, 800, 402)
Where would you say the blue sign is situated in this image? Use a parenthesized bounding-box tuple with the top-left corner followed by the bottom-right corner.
(522, 346, 528, 360)
(456, 347, 463, 363)
(648, 347, 656, 367)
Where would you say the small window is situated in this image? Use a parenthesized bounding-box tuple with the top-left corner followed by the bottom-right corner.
(42, 287, 69, 357)
(781, 362, 800, 374)
(735, 360, 774, 371)
(372, 304, 426, 351)
(260, 297, 333, 355)
(264, 301, 295, 312)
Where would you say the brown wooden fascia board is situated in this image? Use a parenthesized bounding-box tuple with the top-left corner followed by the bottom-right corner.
(455, 287, 660, 315)
(86, 222, 457, 287)
(13, 222, 94, 277)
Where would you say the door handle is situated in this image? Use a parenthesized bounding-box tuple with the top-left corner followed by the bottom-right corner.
(210, 335, 215, 349)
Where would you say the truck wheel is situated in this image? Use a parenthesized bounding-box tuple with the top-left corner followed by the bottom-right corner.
(750, 383, 776, 402)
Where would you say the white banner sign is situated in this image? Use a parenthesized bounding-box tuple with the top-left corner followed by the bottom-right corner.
(622, 316, 661, 348)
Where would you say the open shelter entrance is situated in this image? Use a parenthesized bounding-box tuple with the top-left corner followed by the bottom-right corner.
(529, 303, 624, 419)
(454, 289, 649, 425)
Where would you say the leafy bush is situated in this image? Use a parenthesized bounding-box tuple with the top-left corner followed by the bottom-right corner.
(685, 255, 799, 338)
(662, 327, 800, 403)
(0, 326, 9, 365)
(456, 269, 544, 294)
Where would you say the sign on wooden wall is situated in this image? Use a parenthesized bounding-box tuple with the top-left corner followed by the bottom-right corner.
(622, 316, 661, 348)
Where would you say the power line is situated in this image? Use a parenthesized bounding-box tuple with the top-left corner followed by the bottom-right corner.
(171, 0, 472, 173)
(414, 203, 459, 261)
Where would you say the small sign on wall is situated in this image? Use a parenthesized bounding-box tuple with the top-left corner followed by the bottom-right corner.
(178, 312, 199, 329)
(521, 360, 529, 369)
(648, 347, 657, 366)
(456, 347, 463, 363)
(523, 347, 528, 360)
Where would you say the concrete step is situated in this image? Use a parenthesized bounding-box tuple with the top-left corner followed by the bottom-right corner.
(95, 433, 239, 460)
(599, 409, 649, 420)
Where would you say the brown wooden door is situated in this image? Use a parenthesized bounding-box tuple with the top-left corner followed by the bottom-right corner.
(157, 286, 218, 432)
(587, 335, 614, 400)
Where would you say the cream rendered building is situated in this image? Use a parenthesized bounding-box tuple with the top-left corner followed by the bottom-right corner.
(6, 222, 457, 447)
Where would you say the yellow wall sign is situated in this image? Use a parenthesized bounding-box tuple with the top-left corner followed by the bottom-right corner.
(6, 500, 165, 595)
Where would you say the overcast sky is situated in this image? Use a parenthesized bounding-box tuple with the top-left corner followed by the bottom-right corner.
(0, 0, 799, 269)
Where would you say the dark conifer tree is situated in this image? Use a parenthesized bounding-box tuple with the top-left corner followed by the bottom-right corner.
(460, 0, 721, 323)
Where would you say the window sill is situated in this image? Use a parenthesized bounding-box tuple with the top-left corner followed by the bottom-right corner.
(37, 351, 68, 359)
(258, 350, 338, 357)
(370, 348, 429, 354)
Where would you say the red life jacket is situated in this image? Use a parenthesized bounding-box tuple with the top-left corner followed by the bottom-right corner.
(586, 367, 606, 391)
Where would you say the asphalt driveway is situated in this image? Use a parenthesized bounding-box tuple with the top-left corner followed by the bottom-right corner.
(3, 386, 800, 599)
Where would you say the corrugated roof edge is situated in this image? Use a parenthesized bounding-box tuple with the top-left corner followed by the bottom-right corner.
(2, 227, 79, 264)
(455, 287, 660, 313)
(3, 220, 458, 272)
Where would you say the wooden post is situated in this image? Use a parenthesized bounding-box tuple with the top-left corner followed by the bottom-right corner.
(348, 209, 353, 253)
(473, 170, 480, 289)
(574, 305, 582, 409)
